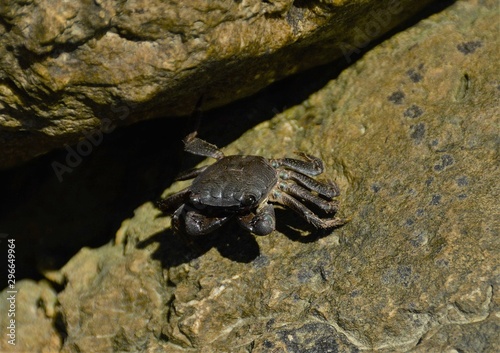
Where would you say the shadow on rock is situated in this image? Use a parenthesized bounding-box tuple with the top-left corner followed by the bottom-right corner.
(137, 220, 261, 268)
(274, 207, 344, 243)
(138, 207, 341, 269)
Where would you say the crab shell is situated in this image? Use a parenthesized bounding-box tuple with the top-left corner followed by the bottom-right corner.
(189, 155, 277, 212)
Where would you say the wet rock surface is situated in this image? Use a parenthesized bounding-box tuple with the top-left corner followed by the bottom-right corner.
(1, 0, 499, 352)
(0, 0, 434, 168)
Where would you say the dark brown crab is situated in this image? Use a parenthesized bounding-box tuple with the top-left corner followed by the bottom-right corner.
(156, 133, 347, 236)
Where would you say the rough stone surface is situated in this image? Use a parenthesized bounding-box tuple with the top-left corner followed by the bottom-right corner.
(0, 280, 60, 352)
(3, 0, 499, 352)
(56, 245, 169, 352)
(0, 0, 434, 169)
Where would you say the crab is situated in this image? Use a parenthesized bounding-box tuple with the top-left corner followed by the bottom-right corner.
(156, 133, 347, 236)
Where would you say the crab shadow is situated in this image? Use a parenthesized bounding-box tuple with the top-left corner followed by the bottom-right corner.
(137, 221, 261, 267)
(137, 208, 335, 268)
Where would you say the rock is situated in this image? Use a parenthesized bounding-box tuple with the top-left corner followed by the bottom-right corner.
(56, 245, 170, 352)
(3, 0, 499, 352)
(0, 0, 435, 169)
(0, 280, 61, 352)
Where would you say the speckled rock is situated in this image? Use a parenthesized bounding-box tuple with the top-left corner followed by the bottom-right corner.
(0, 0, 434, 169)
(4, 0, 499, 352)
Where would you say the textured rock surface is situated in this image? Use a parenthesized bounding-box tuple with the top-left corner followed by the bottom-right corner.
(0, 0, 434, 169)
(2, 0, 499, 352)
(0, 280, 60, 352)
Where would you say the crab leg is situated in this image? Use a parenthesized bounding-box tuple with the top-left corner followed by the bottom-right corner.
(175, 165, 209, 181)
(278, 169, 340, 198)
(156, 188, 191, 213)
(270, 191, 347, 229)
(237, 203, 276, 235)
(183, 132, 224, 160)
(170, 205, 230, 236)
(183, 209, 230, 236)
(278, 181, 339, 214)
(270, 152, 324, 176)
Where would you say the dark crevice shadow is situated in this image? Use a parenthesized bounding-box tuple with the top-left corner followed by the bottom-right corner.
(0, 117, 185, 288)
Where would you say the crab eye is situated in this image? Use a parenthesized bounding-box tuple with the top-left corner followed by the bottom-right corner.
(240, 194, 257, 207)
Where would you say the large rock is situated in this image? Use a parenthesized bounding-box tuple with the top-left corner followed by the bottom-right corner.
(2, 0, 499, 352)
(0, 0, 434, 168)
